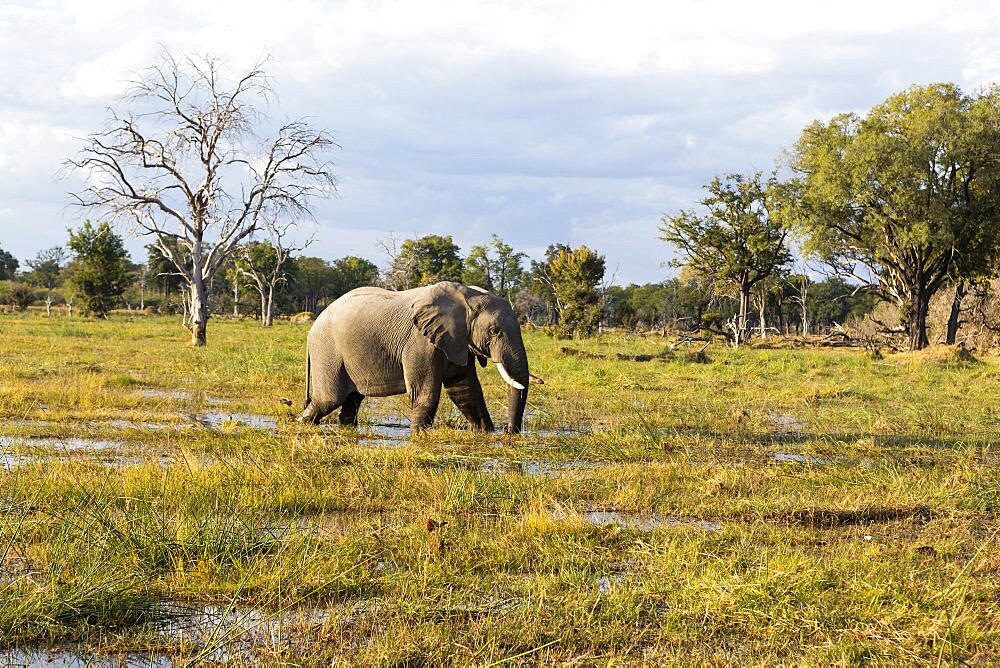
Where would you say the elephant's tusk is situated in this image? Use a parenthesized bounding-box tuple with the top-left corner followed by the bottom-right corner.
(496, 363, 526, 391)
(529, 372, 545, 385)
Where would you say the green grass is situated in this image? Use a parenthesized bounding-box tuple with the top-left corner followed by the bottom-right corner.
(0, 312, 998, 664)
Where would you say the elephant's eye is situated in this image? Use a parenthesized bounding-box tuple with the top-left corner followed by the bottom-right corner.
(489, 326, 501, 337)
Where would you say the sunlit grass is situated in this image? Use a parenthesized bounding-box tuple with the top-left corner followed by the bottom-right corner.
(0, 312, 998, 663)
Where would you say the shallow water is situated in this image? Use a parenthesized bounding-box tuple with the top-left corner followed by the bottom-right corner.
(0, 436, 121, 452)
(1, 602, 330, 666)
(193, 412, 279, 431)
(0, 648, 170, 667)
(774, 452, 827, 464)
(768, 412, 806, 433)
(135, 388, 192, 401)
(552, 507, 723, 532)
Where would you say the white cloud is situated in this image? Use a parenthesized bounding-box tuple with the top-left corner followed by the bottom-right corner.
(4, 0, 1000, 282)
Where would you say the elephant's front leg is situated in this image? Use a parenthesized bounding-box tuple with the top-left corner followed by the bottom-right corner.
(444, 370, 494, 432)
(404, 348, 444, 430)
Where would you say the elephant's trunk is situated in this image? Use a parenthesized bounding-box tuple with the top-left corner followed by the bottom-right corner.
(492, 342, 529, 434)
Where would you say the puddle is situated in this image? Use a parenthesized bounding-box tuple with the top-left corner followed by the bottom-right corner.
(597, 573, 628, 594)
(136, 389, 192, 400)
(153, 602, 332, 661)
(551, 508, 723, 532)
(774, 452, 827, 465)
(476, 459, 600, 477)
(354, 420, 411, 448)
(0, 436, 121, 452)
(0, 648, 170, 667)
(768, 412, 806, 433)
(0, 436, 178, 470)
(1, 451, 32, 470)
(191, 412, 278, 431)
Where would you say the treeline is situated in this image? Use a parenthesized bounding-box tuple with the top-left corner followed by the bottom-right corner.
(2, 222, 874, 340)
(0, 223, 379, 321)
(661, 83, 1000, 350)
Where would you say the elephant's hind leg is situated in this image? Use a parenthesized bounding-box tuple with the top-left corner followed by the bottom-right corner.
(445, 371, 494, 432)
(338, 392, 365, 426)
(298, 400, 334, 424)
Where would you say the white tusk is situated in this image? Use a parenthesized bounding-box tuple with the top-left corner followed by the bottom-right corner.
(529, 372, 545, 385)
(496, 362, 526, 390)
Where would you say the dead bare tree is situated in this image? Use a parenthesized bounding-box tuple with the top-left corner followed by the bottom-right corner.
(66, 50, 336, 345)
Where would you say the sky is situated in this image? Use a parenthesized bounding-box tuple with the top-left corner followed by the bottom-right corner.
(3, 0, 1000, 284)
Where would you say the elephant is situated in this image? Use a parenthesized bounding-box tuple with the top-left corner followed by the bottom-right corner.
(297, 281, 534, 433)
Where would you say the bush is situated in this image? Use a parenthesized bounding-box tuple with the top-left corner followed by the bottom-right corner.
(8, 283, 36, 311)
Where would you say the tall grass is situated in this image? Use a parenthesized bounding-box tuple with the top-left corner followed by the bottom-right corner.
(0, 313, 997, 662)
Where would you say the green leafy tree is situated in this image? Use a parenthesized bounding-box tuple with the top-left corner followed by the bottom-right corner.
(0, 244, 18, 280)
(331, 256, 379, 296)
(462, 234, 527, 301)
(24, 247, 66, 289)
(146, 242, 186, 302)
(790, 83, 1000, 349)
(660, 171, 791, 345)
(546, 245, 606, 338)
(386, 234, 463, 289)
(291, 256, 337, 313)
(528, 243, 571, 322)
(8, 283, 35, 311)
(65, 221, 134, 317)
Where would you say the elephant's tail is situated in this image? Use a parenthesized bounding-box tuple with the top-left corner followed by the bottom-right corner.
(304, 352, 312, 409)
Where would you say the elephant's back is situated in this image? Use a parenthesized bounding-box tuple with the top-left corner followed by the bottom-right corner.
(308, 287, 414, 396)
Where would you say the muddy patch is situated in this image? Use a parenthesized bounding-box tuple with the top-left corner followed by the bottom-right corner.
(768, 412, 806, 434)
(776, 504, 933, 527)
(551, 507, 723, 532)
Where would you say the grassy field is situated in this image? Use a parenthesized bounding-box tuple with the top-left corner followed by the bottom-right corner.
(0, 312, 998, 665)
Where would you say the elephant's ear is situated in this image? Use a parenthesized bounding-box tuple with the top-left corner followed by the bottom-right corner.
(410, 282, 470, 366)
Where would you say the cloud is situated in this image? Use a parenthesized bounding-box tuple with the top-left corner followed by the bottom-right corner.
(3, 0, 1000, 283)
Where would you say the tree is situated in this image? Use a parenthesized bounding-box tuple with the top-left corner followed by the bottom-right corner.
(291, 256, 336, 313)
(462, 234, 527, 301)
(660, 172, 791, 345)
(528, 243, 571, 323)
(233, 220, 310, 326)
(65, 221, 134, 317)
(67, 50, 336, 345)
(8, 283, 35, 311)
(385, 234, 463, 289)
(233, 240, 294, 326)
(24, 247, 66, 290)
(790, 83, 1000, 349)
(146, 242, 186, 302)
(331, 255, 379, 296)
(545, 245, 606, 338)
(0, 244, 18, 280)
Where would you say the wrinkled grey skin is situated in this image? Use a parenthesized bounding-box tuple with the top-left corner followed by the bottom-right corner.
(298, 281, 530, 433)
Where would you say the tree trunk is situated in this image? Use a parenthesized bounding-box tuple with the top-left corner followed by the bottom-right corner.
(263, 288, 274, 327)
(907, 289, 930, 351)
(757, 294, 767, 340)
(233, 281, 240, 317)
(190, 280, 208, 346)
(737, 283, 750, 345)
(946, 279, 966, 345)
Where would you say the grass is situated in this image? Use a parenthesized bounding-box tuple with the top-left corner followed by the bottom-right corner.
(0, 312, 998, 664)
